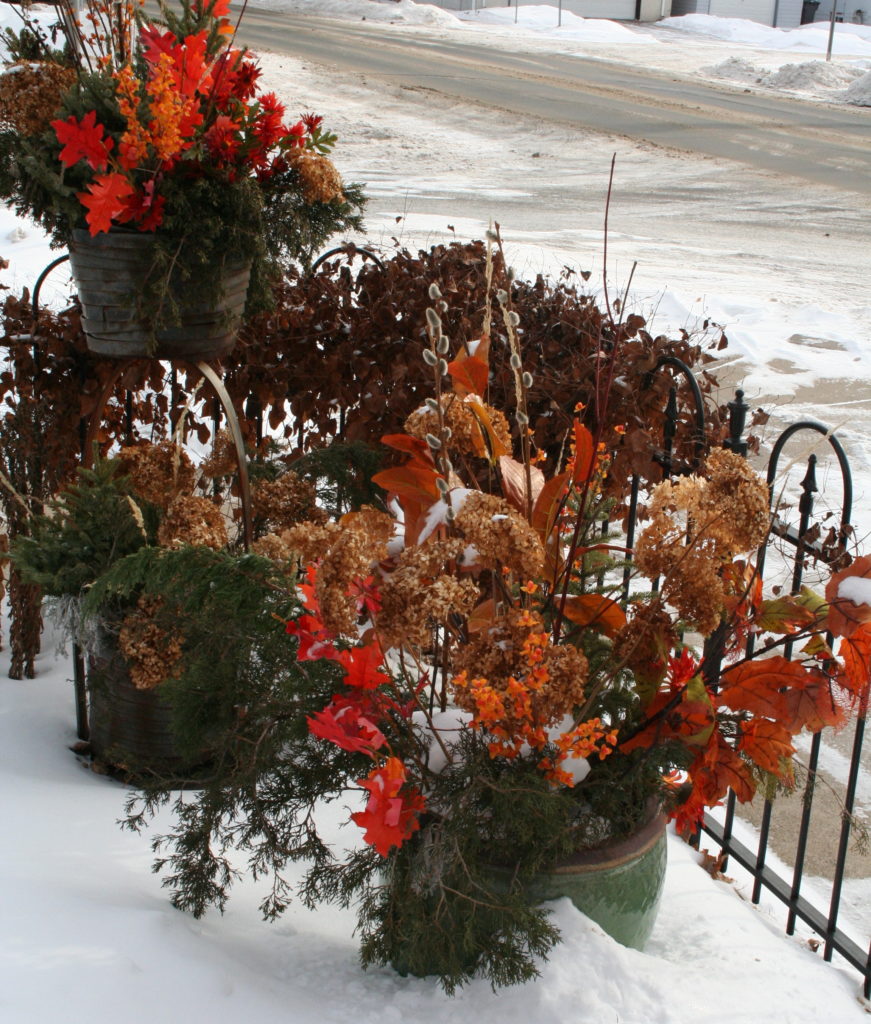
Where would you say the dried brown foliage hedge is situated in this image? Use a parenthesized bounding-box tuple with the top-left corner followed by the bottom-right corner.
(1, 239, 725, 677)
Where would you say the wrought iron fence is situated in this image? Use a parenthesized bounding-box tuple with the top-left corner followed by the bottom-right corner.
(636, 359, 869, 999)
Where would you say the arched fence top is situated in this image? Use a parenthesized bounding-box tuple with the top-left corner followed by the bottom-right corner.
(765, 419, 853, 528)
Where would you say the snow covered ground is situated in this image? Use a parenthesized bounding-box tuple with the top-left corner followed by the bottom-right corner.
(1, 3, 870, 1020)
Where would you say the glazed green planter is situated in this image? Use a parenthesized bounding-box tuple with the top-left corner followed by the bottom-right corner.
(520, 808, 668, 950)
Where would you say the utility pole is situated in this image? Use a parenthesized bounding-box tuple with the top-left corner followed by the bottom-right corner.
(826, 2, 837, 61)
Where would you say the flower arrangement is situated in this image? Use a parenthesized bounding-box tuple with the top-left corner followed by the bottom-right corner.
(0, 0, 364, 341)
(250, 271, 870, 989)
(102, 252, 871, 992)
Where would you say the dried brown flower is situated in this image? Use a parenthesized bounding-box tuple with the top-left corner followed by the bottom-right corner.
(377, 538, 479, 650)
(158, 494, 228, 550)
(252, 471, 326, 530)
(634, 450, 770, 635)
(118, 596, 183, 691)
(199, 429, 238, 479)
(454, 490, 544, 580)
(405, 396, 510, 458)
(291, 150, 345, 204)
(116, 441, 196, 510)
(0, 62, 77, 135)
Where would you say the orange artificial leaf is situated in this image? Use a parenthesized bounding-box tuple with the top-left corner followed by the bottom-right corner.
(77, 173, 136, 235)
(825, 554, 871, 638)
(570, 421, 595, 485)
(380, 433, 434, 466)
(718, 657, 805, 721)
(782, 676, 845, 733)
(467, 599, 497, 633)
(499, 455, 544, 513)
(461, 395, 508, 459)
(695, 734, 756, 806)
(447, 353, 489, 397)
(371, 463, 441, 503)
(531, 471, 570, 543)
(561, 594, 627, 638)
(737, 719, 795, 780)
(837, 623, 871, 698)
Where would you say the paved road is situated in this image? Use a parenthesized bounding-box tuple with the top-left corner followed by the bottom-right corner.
(235, 10, 871, 194)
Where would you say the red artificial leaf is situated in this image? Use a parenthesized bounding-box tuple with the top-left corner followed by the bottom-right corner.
(380, 433, 434, 465)
(737, 719, 795, 781)
(307, 696, 386, 755)
(467, 598, 496, 633)
(570, 421, 595, 485)
(139, 24, 179, 65)
(351, 757, 426, 857)
(77, 173, 136, 235)
(336, 643, 390, 691)
(560, 594, 627, 638)
(694, 733, 756, 806)
(52, 110, 113, 170)
(465, 395, 509, 459)
(753, 595, 817, 635)
(285, 613, 340, 663)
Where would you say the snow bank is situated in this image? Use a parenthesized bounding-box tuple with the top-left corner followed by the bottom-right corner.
(703, 56, 865, 95)
(662, 13, 871, 56)
(845, 69, 871, 105)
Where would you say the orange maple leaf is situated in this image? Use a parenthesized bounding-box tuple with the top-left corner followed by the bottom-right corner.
(737, 719, 795, 780)
(837, 622, 871, 699)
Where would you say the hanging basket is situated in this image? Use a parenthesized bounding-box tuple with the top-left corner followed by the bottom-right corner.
(68, 228, 251, 361)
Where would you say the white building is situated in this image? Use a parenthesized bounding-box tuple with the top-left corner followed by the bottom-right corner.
(436, 0, 672, 20)
(669, 0, 805, 28)
(670, 0, 867, 25)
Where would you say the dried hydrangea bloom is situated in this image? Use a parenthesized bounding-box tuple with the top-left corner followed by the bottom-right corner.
(377, 538, 479, 650)
(612, 601, 677, 695)
(158, 494, 228, 550)
(0, 62, 77, 135)
(405, 396, 510, 458)
(277, 521, 343, 565)
(251, 530, 300, 565)
(452, 608, 588, 730)
(315, 506, 394, 636)
(291, 150, 345, 204)
(454, 491, 544, 580)
(634, 450, 769, 635)
(119, 595, 183, 691)
(252, 472, 326, 529)
(116, 441, 196, 510)
(199, 429, 237, 479)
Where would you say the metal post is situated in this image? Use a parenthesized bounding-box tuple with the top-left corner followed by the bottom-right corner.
(826, 3, 837, 60)
(558, 0, 562, 27)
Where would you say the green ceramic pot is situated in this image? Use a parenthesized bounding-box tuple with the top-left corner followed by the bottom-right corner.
(519, 807, 668, 950)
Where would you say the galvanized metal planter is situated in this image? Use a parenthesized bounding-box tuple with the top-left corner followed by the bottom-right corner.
(68, 228, 250, 360)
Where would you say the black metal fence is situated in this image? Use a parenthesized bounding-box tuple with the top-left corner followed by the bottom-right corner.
(639, 359, 869, 999)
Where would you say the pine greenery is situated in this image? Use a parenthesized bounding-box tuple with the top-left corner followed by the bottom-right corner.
(10, 460, 152, 597)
